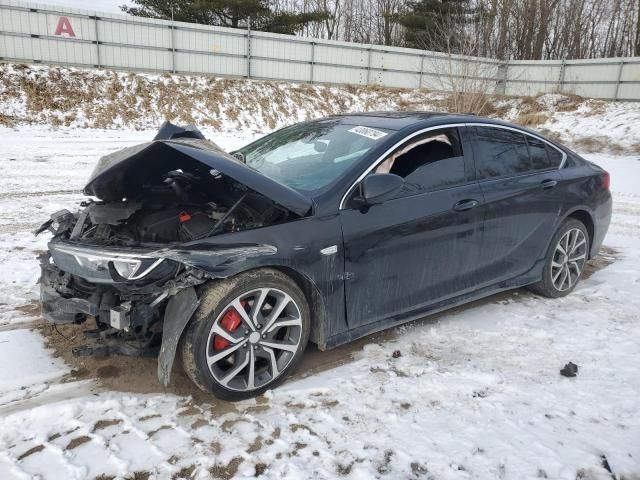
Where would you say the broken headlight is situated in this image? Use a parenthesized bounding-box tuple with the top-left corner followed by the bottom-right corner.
(52, 244, 165, 281)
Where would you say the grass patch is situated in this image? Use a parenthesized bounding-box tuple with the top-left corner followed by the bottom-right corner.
(515, 112, 549, 127)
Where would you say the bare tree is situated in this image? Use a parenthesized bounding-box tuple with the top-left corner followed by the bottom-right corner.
(420, 16, 498, 114)
(266, 0, 640, 61)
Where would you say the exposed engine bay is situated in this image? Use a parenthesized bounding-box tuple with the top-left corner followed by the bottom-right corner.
(37, 122, 307, 385)
(40, 169, 293, 246)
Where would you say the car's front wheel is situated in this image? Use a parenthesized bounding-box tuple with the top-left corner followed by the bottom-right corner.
(181, 269, 310, 401)
(530, 218, 590, 298)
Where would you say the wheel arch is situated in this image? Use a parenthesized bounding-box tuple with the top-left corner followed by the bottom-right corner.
(261, 265, 329, 349)
(564, 208, 595, 259)
(196, 264, 329, 350)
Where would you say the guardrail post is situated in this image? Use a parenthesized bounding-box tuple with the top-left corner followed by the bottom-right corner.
(366, 48, 372, 85)
(496, 60, 508, 95)
(246, 19, 251, 79)
(558, 58, 566, 94)
(170, 25, 176, 73)
(613, 60, 624, 101)
(169, 6, 176, 73)
(418, 54, 425, 88)
(310, 41, 315, 84)
(93, 16, 101, 67)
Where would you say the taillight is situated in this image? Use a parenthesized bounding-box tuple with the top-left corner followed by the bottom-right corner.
(601, 171, 610, 190)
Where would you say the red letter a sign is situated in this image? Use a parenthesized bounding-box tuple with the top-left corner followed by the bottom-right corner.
(54, 16, 76, 37)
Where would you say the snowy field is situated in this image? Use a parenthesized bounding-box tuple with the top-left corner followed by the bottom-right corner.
(0, 126, 639, 479)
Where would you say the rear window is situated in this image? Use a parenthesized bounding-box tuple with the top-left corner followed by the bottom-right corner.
(474, 127, 530, 178)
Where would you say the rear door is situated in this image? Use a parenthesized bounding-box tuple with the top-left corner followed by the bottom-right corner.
(470, 126, 564, 285)
(339, 126, 485, 329)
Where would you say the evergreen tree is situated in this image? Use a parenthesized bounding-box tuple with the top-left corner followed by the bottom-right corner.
(121, 0, 329, 33)
(394, 0, 473, 52)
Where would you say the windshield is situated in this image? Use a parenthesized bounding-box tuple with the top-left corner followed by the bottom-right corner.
(237, 120, 391, 192)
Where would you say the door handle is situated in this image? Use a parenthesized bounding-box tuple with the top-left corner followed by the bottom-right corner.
(541, 179, 558, 190)
(453, 199, 479, 212)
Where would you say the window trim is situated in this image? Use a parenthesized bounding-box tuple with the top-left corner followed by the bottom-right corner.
(338, 122, 566, 210)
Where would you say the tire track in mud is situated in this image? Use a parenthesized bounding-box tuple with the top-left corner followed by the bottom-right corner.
(0, 189, 80, 200)
(0, 222, 43, 234)
(0, 189, 83, 234)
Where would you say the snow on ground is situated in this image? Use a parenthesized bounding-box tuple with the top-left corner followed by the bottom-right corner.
(2, 63, 640, 155)
(0, 126, 639, 479)
(535, 94, 640, 153)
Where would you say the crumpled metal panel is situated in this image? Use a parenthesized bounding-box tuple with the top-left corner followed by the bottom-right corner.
(157, 287, 199, 386)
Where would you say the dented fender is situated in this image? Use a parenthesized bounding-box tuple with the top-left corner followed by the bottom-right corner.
(153, 244, 278, 274)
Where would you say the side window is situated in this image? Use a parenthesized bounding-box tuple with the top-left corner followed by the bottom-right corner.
(527, 136, 553, 170)
(545, 144, 565, 168)
(474, 127, 530, 179)
(375, 128, 466, 196)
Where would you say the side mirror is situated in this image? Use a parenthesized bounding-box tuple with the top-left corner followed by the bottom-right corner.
(232, 151, 246, 163)
(354, 173, 404, 206)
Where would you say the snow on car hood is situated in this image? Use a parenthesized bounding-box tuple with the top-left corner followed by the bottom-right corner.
(83, 123, 312, 217)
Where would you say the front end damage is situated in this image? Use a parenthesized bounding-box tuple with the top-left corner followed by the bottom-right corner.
(37, 123, 310, 386)
(39, 239, 205, 384)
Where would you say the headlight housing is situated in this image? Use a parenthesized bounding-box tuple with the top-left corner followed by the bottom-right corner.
(51, 244, 165, 282)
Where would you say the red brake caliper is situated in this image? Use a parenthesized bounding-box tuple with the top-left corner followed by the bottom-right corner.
(213, 302, 246, 350)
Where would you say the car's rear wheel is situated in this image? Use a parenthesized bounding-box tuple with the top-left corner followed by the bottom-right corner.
(181, 269, 310, 401)
(530, 218, 590, 298)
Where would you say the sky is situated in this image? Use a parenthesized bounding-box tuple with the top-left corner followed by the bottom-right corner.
(37, 0, 131, 14)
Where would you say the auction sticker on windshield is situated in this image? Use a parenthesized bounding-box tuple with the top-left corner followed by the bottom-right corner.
(348, 126, 388, 140)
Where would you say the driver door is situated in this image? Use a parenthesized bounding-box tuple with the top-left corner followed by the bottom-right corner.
(339, 127, 485, 329)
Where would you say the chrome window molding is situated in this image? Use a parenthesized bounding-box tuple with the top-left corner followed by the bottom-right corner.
(338, 122, 567, 210)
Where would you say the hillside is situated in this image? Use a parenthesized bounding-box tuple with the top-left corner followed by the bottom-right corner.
(1, 63, 639, 155)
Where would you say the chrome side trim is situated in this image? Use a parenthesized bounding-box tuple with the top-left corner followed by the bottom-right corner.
(338, 122, 567, 210)
(320, 245, 338, 255)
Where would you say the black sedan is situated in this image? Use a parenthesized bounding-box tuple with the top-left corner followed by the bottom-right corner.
(38, 113, 612, 400)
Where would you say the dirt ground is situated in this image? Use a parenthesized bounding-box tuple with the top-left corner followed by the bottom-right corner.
(33, 246, 618, 409)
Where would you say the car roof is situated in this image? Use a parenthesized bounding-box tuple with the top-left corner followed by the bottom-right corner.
(321, 111, 514, 131)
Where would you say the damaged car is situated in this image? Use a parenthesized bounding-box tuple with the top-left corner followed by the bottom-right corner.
(38, 114, 611, 400)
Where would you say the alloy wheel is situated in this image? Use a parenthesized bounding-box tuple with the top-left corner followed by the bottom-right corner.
(551, 228, 587, 292)
(205, 288, 303, 392)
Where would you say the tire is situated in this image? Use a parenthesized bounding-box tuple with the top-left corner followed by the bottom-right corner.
(181, 268, 310, 401)
(529, 218, 590, 298)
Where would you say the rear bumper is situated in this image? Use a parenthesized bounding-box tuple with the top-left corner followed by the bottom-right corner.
(591, 193, 612, 258)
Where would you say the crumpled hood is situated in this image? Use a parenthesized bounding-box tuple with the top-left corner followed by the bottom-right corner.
(83, 122, 312, 217)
